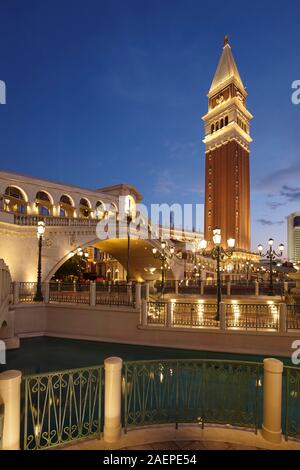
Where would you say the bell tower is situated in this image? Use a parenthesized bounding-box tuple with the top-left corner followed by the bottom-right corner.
(203, 36, 252, 251)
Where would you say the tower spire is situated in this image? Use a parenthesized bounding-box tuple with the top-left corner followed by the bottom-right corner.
(209, 37, 245, 96)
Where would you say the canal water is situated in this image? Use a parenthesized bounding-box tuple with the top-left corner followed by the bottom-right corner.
(0, 336, 293, 374)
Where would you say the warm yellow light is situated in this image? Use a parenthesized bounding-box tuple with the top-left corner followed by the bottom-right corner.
(227, 238, 235, 248)
(213, 233, 221, 246)
(199, 239, 208, 250)
(37, 221, 45, 236)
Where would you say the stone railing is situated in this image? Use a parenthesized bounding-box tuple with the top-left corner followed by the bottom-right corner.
(12, 281, 140, 309)
(14, 214, 99, 227)
(141, 299, 290, 333)
(155, 279, 290, 297)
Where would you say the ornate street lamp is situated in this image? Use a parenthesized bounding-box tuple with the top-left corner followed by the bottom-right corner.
(34, 221, 46, 302)
(199, 228, 235, 319)
(257, 239, 284, 296)
(152, 241, 175, 293)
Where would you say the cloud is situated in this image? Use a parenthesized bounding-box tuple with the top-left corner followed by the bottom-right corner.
(254, 161, 300, 193)
(164, 140, 199, 161)
(153, 169, 177, 195)
(280, 185, 300, 202)
(266, 201, 285, 210)
(257, 218, 285, 226)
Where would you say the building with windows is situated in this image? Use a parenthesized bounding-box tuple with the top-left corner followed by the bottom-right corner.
(288, 212, 300, 262)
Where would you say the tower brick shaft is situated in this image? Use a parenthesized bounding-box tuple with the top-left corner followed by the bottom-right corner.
(203, 38, 252, 251)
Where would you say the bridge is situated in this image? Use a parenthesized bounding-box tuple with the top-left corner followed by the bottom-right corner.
(0, 171, 214, 282)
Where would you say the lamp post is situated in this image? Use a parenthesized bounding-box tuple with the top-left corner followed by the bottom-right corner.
(199, 228, 235, 320)
(33, 221, 46, 302)
(257, 239, 284, 296)
(244, 260, 254, 283)
(126, 211, 133, 283)
(152, 241, 175, 293)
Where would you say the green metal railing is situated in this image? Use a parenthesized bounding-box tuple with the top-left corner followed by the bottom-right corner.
(284, 366, 300, 440)
(123, 359, 263, 433)
(22, 365, 103, 450)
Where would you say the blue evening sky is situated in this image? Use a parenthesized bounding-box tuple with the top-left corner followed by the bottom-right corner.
(0, 0, 300, 251)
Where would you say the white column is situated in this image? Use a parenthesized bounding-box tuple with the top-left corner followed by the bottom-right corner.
(200, 281, 204, 296)
(104, 357, 122, 443)
(279, 303, 287, 333)
(262, 358, 283, 444)
(145, 282, 150, 302)
(166, 302, 172, 327)
(44, 282, 50, 303)
(255, 280, 259, 296)
(135, 283, 141, 309)
(0, 370, 22, 450)
(284, 281, 289, 294)
(141, 299, 148, 326)
(73, 279, 76, 292)
(227, 281, 231, 297)
(90, 281, 96, 307)
(175, 280, 179, 295)
(220, 302, 226, 330)
(13, 282, 19, 305)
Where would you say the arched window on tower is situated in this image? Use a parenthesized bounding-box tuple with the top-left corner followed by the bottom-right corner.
(225, 116, 229, 126)
(220, 119, 224, 129)
(211, 124, 215, 134)
(216, 122, 219, 131)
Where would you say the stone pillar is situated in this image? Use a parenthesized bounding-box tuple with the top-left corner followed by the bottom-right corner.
(141, 299, 148, 326)
(135, 283, 141, 309)
(90, 281, 96, 307)
(44, 282, 50, 304)
(175, 280, 179, 295)
(279, 303, 287, 333)
(166, 302, 172, 328)
(13, 282, 19, 305)
(227, 281, 231, 297)
(284, 281, 289, 294)
(255, 280, 259, 297)
(145, 283, 150, 302)
(200, 281, 204, 296)
(220, 302, 226, 330)
(262, 358, 283, 444)
(73, 279, 76, 292)
(0, 370, 22, 450)
(104, 357, 122, 443)
(127, 282, 132, 304)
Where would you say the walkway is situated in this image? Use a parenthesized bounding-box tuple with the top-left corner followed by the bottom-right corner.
(62, 425, 300, 451)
